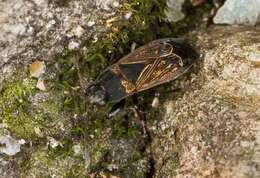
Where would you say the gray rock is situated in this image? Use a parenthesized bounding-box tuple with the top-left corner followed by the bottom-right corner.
(0, 0, 122, 85)
(0, 135, 25, 156)
(214, 0, 260, 25)
(165, 0, 185, 22)
(151, 25, 260, 178)
(95, 0, 119, 10)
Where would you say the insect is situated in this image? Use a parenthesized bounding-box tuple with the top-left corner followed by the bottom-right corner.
(86, 38, 199, 105)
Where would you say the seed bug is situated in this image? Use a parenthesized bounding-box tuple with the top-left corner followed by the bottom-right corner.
(86, 38, 199, 105)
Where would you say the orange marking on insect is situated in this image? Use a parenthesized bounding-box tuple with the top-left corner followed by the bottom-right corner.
(121, 79, 136, 94)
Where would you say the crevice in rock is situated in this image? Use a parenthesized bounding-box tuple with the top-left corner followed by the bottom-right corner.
(134, 106, 156, 178)
(144, 119, 156, 178)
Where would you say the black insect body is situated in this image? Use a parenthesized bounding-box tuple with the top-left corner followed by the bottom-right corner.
(87, 38, 199, 105)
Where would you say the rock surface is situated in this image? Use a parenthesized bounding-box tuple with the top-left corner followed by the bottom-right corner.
(1, 0, 260, 177)
(214, 0, 260, 25)
(150, 25, 260, 178)
(0, 0, 120, 84)
(0, 0, 132, 177)
(165, 0, 185, 22)
(0, 135, 25, 156)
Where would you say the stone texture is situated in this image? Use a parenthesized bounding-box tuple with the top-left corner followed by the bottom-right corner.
(0, 0, 120, 84)
(0, 135, 25, 156)
(0, 0, 125, 177)
(165, 0, 185, 22)
(149, 25, 260, 178)
(1, 0, 260, 177)
(214, 0, 260, 25)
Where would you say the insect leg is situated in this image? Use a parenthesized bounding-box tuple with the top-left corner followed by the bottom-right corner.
(108, 99, 126, 118)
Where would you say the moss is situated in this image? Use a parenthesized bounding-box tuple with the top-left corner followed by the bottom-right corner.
(0, 68, 71, 141)
(0, 72, 37, 139)
(64, 1, 214, 175)
(21, 148, 87, 178)
(1, 0, 215, 177)
(111, 115, 141, 139)
(83, 0, 168, 64)
(47, 0, 214, 117)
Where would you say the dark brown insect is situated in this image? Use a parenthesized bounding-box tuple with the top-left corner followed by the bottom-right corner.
(86, 38, 199, 105)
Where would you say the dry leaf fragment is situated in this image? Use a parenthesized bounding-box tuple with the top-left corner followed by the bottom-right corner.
(29, 60, 46, 78)
(191, 0, 205, 6)
(99, 172, 121, 178)
(36, 78, 46, 91)
(152, 96, 160, 108)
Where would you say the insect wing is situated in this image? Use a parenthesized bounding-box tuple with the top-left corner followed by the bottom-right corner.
(116, 40, 174, 84)
(135, 53, 184, 91)
(119, 41, 173, 64)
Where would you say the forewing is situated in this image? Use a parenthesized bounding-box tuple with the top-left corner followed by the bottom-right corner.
(119, 41, 173, 64)
(136, 53, 184, 91)
(118, 63, 146, 83)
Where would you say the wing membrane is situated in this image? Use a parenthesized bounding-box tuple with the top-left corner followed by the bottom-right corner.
(119, 41, 173, 64)
(136, 53, 183, 91)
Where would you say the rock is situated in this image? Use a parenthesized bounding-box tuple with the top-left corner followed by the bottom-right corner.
(68, 41, 80, 50)
(95, 0, 119, 10)
(73, 144, 82, 155)
(151, 25, 260, 178)
(214, 0, 260, 25)
(0, 0, 122, 85)
(8, 23, 26, 36)
(248, 52, 260, 62)
(124, 12, 132, 20)
(0, 135, 25, 156)
(87, 21, 96, 27)
(72, 25, 85, 38)
(47, 137, 62, 149)
(165, 0, 185, 22)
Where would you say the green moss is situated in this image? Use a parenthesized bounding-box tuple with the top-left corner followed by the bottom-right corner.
(46, 0, 214, 120)
(21, 148, 87, 178)
(83, 0, 167, 62)
(0, 74, 37, 138)
(1, 1, 215, 177)
(47, 138, 74, 158)
(64, 165, 87, 178)
(0, 69, 70, 140)
(111, 116, 141, 139)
